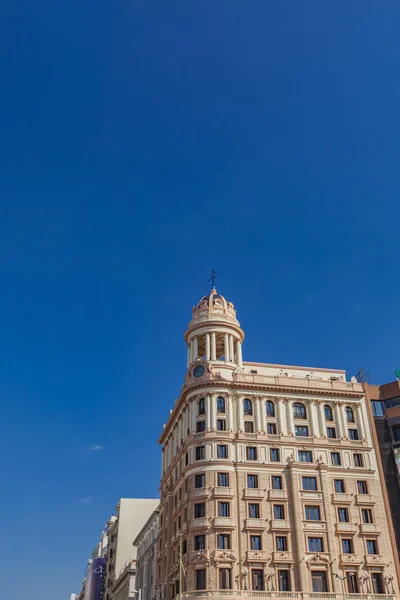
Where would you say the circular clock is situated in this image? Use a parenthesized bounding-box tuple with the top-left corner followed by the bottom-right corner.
(193, 364, 205, 378)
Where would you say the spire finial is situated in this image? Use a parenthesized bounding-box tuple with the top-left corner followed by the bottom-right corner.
(208, 269, 218, 291)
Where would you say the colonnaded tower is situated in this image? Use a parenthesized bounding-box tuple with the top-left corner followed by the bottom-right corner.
(157, 286, 399, 600)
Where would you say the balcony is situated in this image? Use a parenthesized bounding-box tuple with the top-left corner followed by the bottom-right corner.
(246, 550, 268, 562)
(270, 519, 291, 531)
(191, 518, 208, 529)
(339, 553, 363, 567)
(268, 489, 288, 501)
(303, 520, 327, 532)
(181, 592, 396, 600)
(365, 554, 386, 566)
(355, 493, 375, 505)
(332, 493, 353, 504)
(188, 549, 209, 565)
(335, 522, 357, 534)
(272, 550, 294, 564)
(360, 523, 381, 534)
(245, 518, 266, 530)
(213, 517, 235, 528)
(244, 488, 265, 499)
(191, 487, 209, 499)
(299, 491, 323, 501)
(213, 487, 234, 498)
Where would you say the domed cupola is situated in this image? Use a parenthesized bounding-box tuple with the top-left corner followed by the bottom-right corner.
(184, 288, 244, 368)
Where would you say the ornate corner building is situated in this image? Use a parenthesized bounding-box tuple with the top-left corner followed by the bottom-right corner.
(157, 288, 400, 600)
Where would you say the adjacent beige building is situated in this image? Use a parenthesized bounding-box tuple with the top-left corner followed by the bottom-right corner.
(134, 508, 160, 600)
(157, 287, 400, 599)
(105, 498, 159, 600)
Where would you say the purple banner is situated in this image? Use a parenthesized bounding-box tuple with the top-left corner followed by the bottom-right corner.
(85, 557, 106, 600)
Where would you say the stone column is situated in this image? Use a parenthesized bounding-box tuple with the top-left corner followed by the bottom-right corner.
(317, 400, 326, 437)
(187, 345, 190, 367)
(210, 394, 217, 430)
(309, 399, 319, 437)
(229, 335, 235, 363)
(206, 394, 211, 429)
(205, 333, 211, 360)
(237, 395, 244, 431)
(193, 336, 198, 361)
(276, 397, 286, 434)
(355, 402, 365, 439)
(227, 394, 233, 430)
(255, 396, 262, 432)
(211, 333, 216, 360)
(285, 398, 294, 435)
(236, 340, 243, 367)
(224, 333, 230, 361)
(191, 398, 197, 433)
(335, 401, 344, 438)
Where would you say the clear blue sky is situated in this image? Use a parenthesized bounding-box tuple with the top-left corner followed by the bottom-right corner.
(1, 2, 400, 598)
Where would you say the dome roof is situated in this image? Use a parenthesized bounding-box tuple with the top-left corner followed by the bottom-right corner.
(189, 288, 240, 328)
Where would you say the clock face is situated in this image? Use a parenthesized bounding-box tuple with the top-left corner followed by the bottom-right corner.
(193, 365, 205, 378)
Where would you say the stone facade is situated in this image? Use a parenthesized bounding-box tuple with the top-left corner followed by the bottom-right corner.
(135, 509, 160, 600)
(156, 288, 400, 600)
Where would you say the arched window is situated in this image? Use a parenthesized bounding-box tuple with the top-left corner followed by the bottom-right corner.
(244, 399, 253, 416)
(217, 397, 226, 413)
(345, 407, 355, 422)
(198, 398, 205, 415)
(266, 400, 275, 417)
(293, 402, 307, 419)
(324, 405, 333, 421)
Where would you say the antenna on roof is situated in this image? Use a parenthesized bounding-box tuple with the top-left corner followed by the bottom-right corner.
(355, 368, 371, 384)
(208, 269, 219, 290)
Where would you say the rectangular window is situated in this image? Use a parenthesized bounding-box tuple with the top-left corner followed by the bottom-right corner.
(196, 420, 206, 433)
(217, 419, 226, 431)
(194, 503, 205, 518)
(276, 536, 287, 551)
(334, 479, 345, 493)
(194, 535, 205, 550)
(348, 429, 359, 440)
(295, 425, 309, 437)
(331, 452, 341, 466)
(252, 569, 264, 591)
(308, 537, 323, 552)
(195, 446, 205, 460)
(367, 539, 378, 555)
(371, 400, 385, 417)
(195, 474, 205, 488)
(372, 573, 383, 594)
(327, 427, 337, 439)
(244, 421, 254, 433)
(278, 570, 291, 592)
(354, 453, 364, 467)
(311, 571, 327, 593)
(196, 569, 206, 590)
(272, 475, 282, 490)
(249, 503, 260, 518)
(342, 538, 353, 554)
(270, 448, 280, 462)
(298, 451, 313, 463)
(305, 506, 321, 521)
(217, 445, 228, 459)
(218, 473, 229, 487)
(302, 477, 317, 491)
(250, 535, 262, 550)
(346, 573, 359, 594)
(217, 534, 231, 549)
(362, 509, 373, 524)
(267, 422, 277, 434)
(357, 481, 368, 494)
(247, 447, 257, 460)
(274, 504, 285, 519)
(219, 568, 232, 590)
(247, 474, 258, 488)
(218, 502, 230, 517)
(338, 508, 349, 522)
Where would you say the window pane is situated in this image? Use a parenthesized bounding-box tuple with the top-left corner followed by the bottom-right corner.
(274, 505, 284, 519)
(247, 475, 258, 488)
(311, 572, 327, 593)
(249, 504, 260, 518)
(305, 506, 320, 521)
(217, 397, 225, 413)
(252, 570, 264, 591)
(245, 421, 254, 433)
(196, 569, 206, 590)
(278, 570, 291, 592)
(267, 423, 277, 434)
(276, 536, 287, 551)
(266, 401, 275, 417)
(302, 477, 317, 491)
(218, 473, 229, 486)
(299, 451, 312, 462)
(244, 399, 253, 415)
(295, 426, 309, 437)
(342, 539, 353, 553)
(272, 476, 282, 489)
(334, 480, 345, 493)
(195, 474, 205, 488)
(270, 448, 280, 462)
(308, 538, 323, 552)
(250, 535, 261, 550)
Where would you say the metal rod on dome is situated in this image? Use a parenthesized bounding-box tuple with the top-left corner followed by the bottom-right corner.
(208, 269, 219, 290)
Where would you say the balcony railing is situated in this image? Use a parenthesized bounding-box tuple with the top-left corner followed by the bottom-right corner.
(355, 494, 375, 505)
(359, 523, 381, 534)
(335, 522, 357, 534)
(213, 486, 234, 497)
(272, 550, 294, 563)
(364, 554, 386, 566)
(244, 518, 265, 529)
(191, 488, 209, 499)
(233, 372, 364, 394)
(213, 517, 235, 528)
(268, 489, 288, 500)
(332, 492, 353, 504)
(270, 519, 291, 530)
(243, 488, 265, 499)
(246, 550, 268, 562)
(191, 518, 208, 529)
(181, 591, 396, 600)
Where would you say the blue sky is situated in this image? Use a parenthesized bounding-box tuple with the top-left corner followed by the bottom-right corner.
(1, 1, 400, 598)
